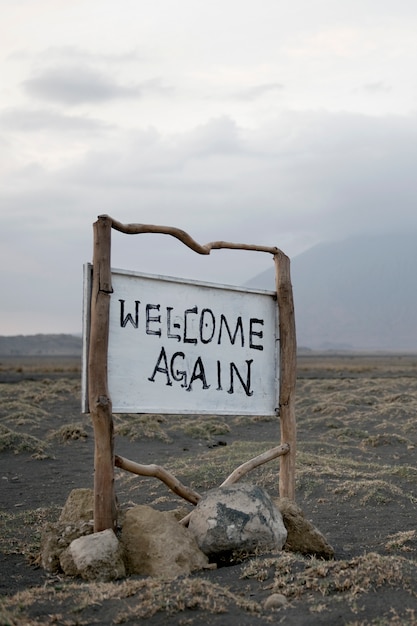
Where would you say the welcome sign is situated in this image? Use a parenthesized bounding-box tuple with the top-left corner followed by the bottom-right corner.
(83, 216, 296, 531)
(84, 266, 279, 416)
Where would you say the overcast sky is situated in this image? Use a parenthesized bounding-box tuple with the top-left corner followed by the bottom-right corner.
(1, 0, 417, 335)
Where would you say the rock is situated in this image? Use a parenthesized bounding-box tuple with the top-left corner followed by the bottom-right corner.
(263, 593, 288, 610)
(40, 520, 93, 573)
(188, 483, 287, 562)
(40, 488, 95, 573)
(61, 529, 125, 581)
(120, 505, 209, 579)
(59, 488, 94, 524)
(276, 498, 334, 559)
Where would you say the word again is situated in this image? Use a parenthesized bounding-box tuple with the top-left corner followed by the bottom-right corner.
(148, 347, 254, 396)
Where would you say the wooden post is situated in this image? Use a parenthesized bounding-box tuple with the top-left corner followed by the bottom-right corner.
(274, 251, 297, 500)
(88, 215, 117, 532)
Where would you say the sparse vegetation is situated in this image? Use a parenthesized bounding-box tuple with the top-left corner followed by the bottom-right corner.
(0, 352, 416, 625)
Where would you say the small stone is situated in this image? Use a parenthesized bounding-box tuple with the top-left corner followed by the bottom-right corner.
(263, 593, 288, 610)
(63, 529, 125, 582)
(59, 488, 94, 524)
(276, 497, 334, 559)
(40, 520, 93, 573)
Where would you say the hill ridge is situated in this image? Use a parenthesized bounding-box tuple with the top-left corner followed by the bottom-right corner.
(0, 334, 82, 356)
(246, 232, 417, 351)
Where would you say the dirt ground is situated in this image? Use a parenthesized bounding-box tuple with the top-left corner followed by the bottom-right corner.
(0, 352, 416, 625)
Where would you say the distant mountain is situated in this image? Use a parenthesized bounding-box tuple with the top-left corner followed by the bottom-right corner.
(246, 232, 417, 351)
(0, 334, 82, 356)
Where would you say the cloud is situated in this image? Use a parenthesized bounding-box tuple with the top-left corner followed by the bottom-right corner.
(9, 45, 144, 65)
(0, 107, 111, 132)
(29, 111, 408, 269)
(231, 82, 284, 101)
(22, 65, 169, 105)
(2, 107, 417, 334)
(37, 46, 144, 65)
(59, 117, 242, 189)
(3, 109, 417, 275)
(357, 81, 392, 94)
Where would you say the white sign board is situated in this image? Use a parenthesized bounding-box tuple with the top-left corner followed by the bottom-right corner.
(83, 266, 279, 416)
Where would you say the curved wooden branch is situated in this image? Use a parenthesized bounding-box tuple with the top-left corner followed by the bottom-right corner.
(179, 444, 290, 526)
(114, 455, 201, 505)
(116, 444, 290, 524)
(100, 215, 280, 256)
(220, 443, 290, 487)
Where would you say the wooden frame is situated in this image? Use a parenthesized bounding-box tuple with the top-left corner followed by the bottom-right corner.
(87, 214, 297, 532)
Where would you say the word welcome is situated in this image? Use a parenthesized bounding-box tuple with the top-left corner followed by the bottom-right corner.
(119, 300, 264, 349)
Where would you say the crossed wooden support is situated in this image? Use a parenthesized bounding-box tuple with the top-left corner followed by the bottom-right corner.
(115, 443, 290, 524)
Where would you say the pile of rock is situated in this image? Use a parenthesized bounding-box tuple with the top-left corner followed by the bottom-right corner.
(40, 484, 333, 582)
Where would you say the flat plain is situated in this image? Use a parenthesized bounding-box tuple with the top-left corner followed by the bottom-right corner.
(0, 352, 416, 625)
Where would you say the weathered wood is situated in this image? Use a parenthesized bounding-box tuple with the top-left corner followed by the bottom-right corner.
(274, 251, 297, 500)
(115, 445, 289, 512)
(114, 455, 201, 505)
(88, 216, 117, 532)
(102, 214, 279, 256)
(179, 444, 290, 526)
(220, 444, 290, 487)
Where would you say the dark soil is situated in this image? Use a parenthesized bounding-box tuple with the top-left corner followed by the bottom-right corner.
(0, 353, 416, 625)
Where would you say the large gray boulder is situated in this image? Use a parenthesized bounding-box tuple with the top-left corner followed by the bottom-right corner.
(188, 483, 287, 561)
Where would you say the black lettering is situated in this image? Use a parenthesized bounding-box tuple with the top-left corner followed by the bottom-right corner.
(184, 306, 198, 344)
(249, 318, 264, 350)
(187, 356, 210, 391)
(227, 360, 253, 396)
(167, 307, 181, 341)
(199, 308, 216, 344)
(119, 299, 140, 328)
(170, 351, 187, 387)
(218, 315, 244, 346)
(148, 347, 172, 385)
(216, 360, 222, 390)
(146, 304, 161, 336)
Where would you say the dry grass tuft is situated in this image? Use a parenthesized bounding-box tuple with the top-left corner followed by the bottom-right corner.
(385, 530, 417, 553)
(242, 551, 417, 608)
(179, 415, 231, 440)
(0, 506, 61, 560)
(114, 414, 172, 442)
(0, 424, 48, 457)
(346, 608, 417, 626)
(47, 422, 89, 442)
(332, 478, 414, 505)
(0, 577, 261, 625)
